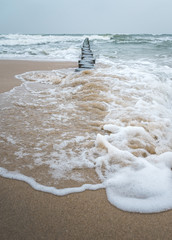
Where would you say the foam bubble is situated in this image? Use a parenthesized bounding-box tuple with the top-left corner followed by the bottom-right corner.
(105, 152, 172, 213)
(95, 129, 172, 213)
(0, 167, 104, 196)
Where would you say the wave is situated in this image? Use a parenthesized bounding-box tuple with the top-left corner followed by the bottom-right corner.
(1, 57, 172, 213)
(109, 34, 172, 45)
(0, 34, 110, 47)
(1, 34, 172, 62)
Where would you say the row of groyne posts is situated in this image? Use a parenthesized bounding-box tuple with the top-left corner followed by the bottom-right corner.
(75, 38, 95, 72)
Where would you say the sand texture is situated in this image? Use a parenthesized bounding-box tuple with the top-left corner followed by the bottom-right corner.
(0, 60, 172, 240)
(0, 60, 77, 93)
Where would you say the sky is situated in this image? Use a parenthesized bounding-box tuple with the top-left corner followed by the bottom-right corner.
(0, 0, 172, 34)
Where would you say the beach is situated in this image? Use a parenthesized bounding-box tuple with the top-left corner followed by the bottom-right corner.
(0, 60, 77, 93)
(0, 60, 172, 240)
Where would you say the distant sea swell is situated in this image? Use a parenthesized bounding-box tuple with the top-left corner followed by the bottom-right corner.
(0, 34, 172, 65)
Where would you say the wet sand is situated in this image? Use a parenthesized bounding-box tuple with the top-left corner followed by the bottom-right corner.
(0, 60, 77, 93)
(1, 60, 172, 240)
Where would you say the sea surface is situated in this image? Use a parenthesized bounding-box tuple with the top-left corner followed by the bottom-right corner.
(0, 34, 172, 213)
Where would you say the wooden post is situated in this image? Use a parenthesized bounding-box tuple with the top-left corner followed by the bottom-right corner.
(75, 38, 96, 72)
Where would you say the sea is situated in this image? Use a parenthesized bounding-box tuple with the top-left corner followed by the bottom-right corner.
(0, 34, 172, 213)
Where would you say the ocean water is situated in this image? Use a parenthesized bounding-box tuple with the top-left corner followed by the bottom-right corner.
(0, 34, 172, 213)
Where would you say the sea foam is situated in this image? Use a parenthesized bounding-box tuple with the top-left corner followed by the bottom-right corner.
(96, 134, 172, 213)
(1, 34, 172, 213)
(0, 167, 104, 195)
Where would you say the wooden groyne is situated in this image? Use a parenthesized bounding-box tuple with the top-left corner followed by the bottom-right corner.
(75, 38, 95, 72)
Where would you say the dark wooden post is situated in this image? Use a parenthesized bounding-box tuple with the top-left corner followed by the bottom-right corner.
(75, 38, 96, 72)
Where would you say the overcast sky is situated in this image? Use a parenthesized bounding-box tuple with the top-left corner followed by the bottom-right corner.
(0, 0, 171, 34)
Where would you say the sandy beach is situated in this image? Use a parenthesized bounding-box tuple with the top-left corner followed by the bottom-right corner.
(1, 60, 172, 240)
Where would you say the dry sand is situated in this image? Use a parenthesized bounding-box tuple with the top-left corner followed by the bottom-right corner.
(0, 60, 172, 240)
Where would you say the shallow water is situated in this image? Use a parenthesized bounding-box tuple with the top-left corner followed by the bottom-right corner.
(0, 34, 172, 213)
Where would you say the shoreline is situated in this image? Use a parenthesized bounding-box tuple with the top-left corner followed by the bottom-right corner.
(0, 60, 77, 93)
(1, 60, 172, 240)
